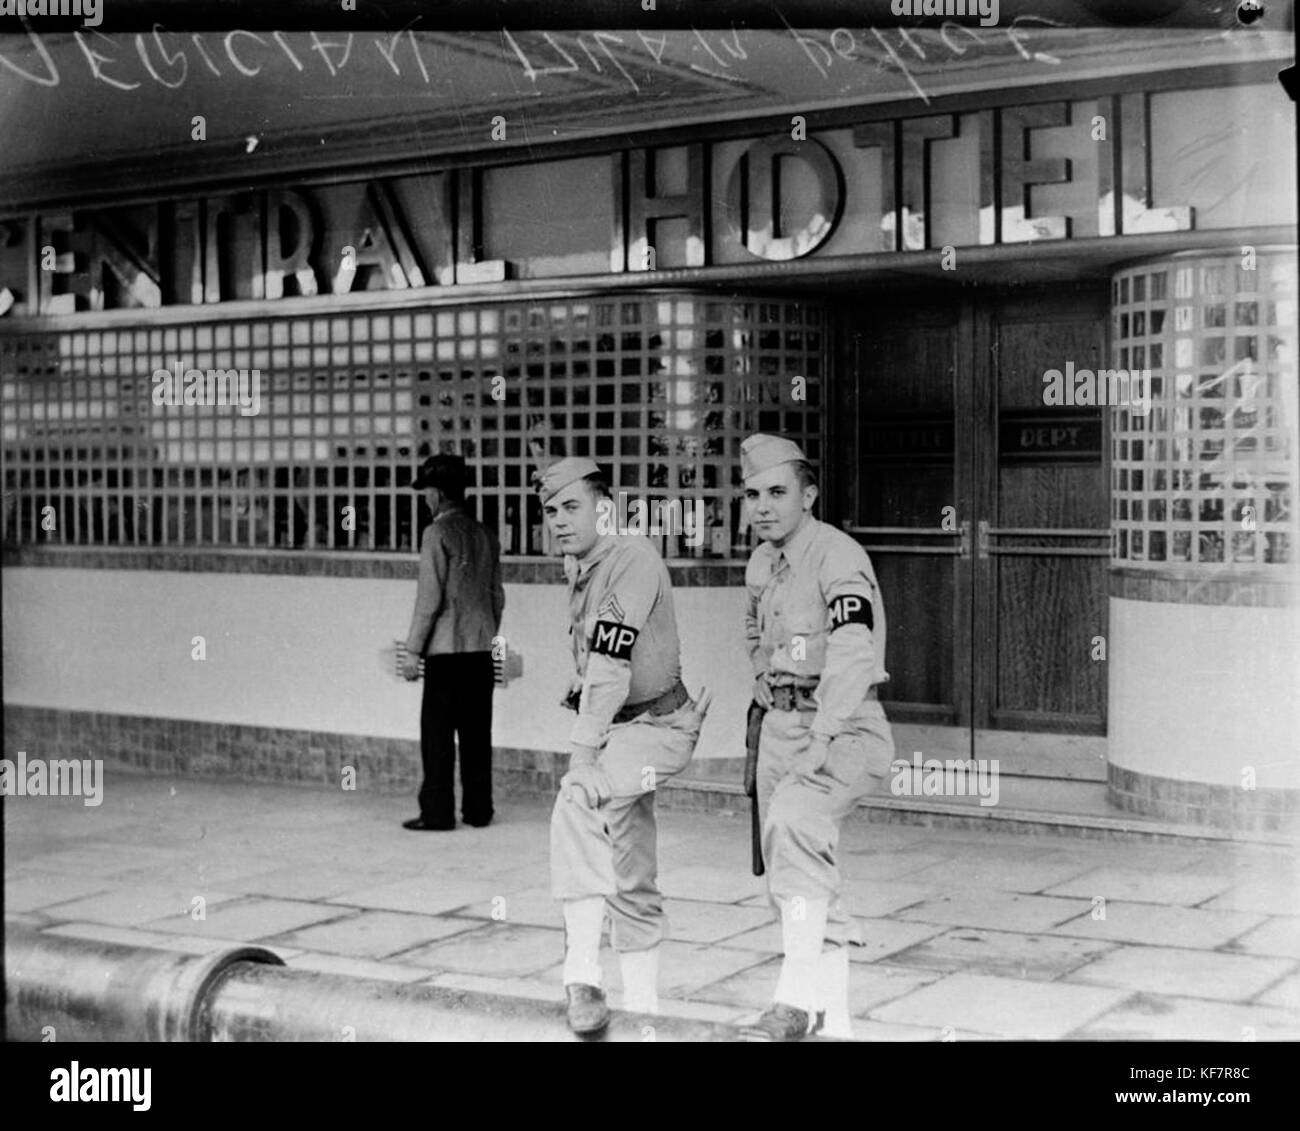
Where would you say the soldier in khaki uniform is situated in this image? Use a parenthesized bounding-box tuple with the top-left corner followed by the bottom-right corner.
(539, 456, 712, 1035)
(737, 434, 895, 1042)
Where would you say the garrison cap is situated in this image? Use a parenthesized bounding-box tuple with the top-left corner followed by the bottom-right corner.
(535, 456, 603, 502)
(740, 434, 807, 480)
(412, 453, 467, 492)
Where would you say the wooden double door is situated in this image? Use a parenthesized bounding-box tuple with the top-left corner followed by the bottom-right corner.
(835, 286, 1110, 770)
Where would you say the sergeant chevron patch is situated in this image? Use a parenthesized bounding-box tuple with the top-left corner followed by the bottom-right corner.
(597, 594, 626, 623)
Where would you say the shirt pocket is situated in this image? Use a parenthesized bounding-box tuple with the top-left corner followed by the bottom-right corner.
(778, 616, 827, 673)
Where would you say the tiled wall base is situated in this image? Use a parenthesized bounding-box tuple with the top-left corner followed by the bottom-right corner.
(1109, 763, 1300, 833)
(2, 705, 570, 801)
(1, 705, 752, 813)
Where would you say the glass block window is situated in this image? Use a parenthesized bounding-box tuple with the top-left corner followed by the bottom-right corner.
(0, 293, 825, 560)
(1111, 252, 1298, 569)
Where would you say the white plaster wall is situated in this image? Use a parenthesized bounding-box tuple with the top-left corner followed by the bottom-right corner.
(1, 568, 751, 761)
(1108, 596, 1300, 789)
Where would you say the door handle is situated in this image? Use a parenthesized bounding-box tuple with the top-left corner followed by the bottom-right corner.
(977, 519, 990, 560)
(958, 520, 971, 560)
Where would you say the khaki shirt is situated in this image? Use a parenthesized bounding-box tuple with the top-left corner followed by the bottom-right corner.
(745, 517, 889, 741)
(405, 506, 505, 656)
(566, 533, 682, 750)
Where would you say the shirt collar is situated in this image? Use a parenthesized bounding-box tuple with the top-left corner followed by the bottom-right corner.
(568, 532, 617, 584)
(771, 515, 819, 570)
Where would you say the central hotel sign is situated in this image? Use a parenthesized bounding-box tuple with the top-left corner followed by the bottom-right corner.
(8, 89, 1192, 316)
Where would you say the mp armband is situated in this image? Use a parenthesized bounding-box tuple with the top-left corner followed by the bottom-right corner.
(591, 620, 639, 660)
(828, 593, 873, 632)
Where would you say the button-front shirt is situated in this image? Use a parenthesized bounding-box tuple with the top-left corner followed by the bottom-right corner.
(405, 505, 505, 656)
(745, 516, 889, 742)
(567, 533, 682, 750)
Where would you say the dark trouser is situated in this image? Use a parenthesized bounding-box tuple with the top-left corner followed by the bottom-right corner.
(419, 651, 495, 826)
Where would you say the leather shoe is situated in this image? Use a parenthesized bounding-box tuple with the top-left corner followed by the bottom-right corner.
(402, 817, 455, 831)
(739, 1003, 811, 1042)
(564, 983, 610, 1034)
(463, 816, 493, 828)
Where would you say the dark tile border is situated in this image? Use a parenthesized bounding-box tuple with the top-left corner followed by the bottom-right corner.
(1108, 762, 1300, 833)
(1109, 567, 1295, 607)
(0, 546, 746, 586)
(1, 704, 568, 799)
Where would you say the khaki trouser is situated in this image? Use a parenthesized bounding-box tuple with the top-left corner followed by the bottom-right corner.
(757, 700, 895, 946)
(550, 701, 702, 952)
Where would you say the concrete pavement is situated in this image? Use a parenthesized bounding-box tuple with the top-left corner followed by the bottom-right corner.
(5, 770, 1300, 1040)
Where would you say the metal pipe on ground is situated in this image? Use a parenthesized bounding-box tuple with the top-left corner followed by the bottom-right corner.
(5, 926, 284, 1042)
(5, 927, 787, 1042)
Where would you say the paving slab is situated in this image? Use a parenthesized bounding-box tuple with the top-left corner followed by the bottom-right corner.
(40, 921, 303, 960)
(888, 927, 1118, 981)
(3, 872, 121, 914)
(284, 952, 442, 983)
(828, 848, 959, 881)
(325, 874, 521, 915)
(689, 957, 942, 1016)
(450, 888, 565, 929)
(848, 919, 954, 962)
(270, 909, 481, 959)
(534, 940, 770, 999)
(904, 854, 1096, 894)
(1256, 971, 1300, 1011)
(399, 923, 564, 978)
(867, 972, 1132, 1039)
(847, 1019, 953, 1042)
(1043, 866, 1235, 906)
(1065, 945, 1294, 1001)
(659, 864, 767, 905)
(1046, 902, 1267, 950)
(1221, 917, 1300, 960)
(1076, 994, 1300, 1041)
(239, 865, 418, 902)
(17, 845, 177, 880)
(1199, 872, 1300, 917)
(893, 890, 1091, 933)
(840, 878, 945, 917)
(145, 896, 355, 941)
(657, 898, 774, 944)
(32, 884, 244, 928)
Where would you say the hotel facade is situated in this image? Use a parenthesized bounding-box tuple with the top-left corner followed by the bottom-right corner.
(2, 16, 1296, 832)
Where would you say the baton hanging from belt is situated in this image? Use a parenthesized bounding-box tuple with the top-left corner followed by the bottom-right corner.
(744, 701, 765, 878)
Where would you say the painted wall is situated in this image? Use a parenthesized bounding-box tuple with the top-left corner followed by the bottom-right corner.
(1108, 596, 1300, 789)
(1, 567, 752, 761)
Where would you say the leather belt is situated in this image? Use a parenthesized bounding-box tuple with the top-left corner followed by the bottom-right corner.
(613, 679, 689, 724)
(769, 683, 878, 711)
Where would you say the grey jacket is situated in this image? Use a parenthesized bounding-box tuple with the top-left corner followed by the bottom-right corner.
(404, 506, 505, 656)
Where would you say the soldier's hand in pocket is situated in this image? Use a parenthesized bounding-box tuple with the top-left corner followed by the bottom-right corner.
(562, 755, 612, 808)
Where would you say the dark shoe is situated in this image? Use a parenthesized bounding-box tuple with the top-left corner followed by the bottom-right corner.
(402, 817, 455, 831)
(463, 816, 493, 828)
(739, 1003, 811, 1042)
(564, 984, 610, 1034)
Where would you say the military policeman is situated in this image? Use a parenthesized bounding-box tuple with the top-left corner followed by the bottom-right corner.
(539, 456, 711, 1035)
(737, 434, 895, 1042)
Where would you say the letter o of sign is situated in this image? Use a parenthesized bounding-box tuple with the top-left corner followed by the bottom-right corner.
(724, 137, 844, 261)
